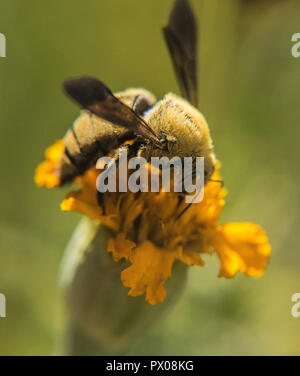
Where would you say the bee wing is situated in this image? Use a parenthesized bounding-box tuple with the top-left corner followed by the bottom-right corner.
(63, 76, 163, 148)
(163, 0, 198, 108)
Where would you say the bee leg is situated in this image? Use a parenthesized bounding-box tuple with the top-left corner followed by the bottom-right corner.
(97, 191, 106, 215)
(158, 130, 175, 151)
(176, 168, 198, 219)
(176, 203, 192, 220)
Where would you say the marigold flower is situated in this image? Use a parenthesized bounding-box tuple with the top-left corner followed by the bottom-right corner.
(35, 140, 271, 305)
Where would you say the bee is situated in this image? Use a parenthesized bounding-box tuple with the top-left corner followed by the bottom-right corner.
(57, 0, 217, 216)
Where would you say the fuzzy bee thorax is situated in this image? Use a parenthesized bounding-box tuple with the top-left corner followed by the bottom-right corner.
(141, 93, 214, 161)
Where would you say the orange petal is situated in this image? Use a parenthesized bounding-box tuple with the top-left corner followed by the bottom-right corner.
(121, 241, 178, 305)
(212, 222, 271, 278)
(61, 193, 119, 232)
(178, 248, 205, 266)
(34, 140, 64, 188)
(107, 233, 136, 262)
(60, 166, 122, 231)
(194, 171, 226, 224)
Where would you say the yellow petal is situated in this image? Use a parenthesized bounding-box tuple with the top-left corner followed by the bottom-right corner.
(34, 140, 64, 188)
(212, 222, 271, 278)
(61, 193, 119, 232)
(194, 169, 226, 225)
(60, 167, 122, 231)
(121, 241, 177, 305)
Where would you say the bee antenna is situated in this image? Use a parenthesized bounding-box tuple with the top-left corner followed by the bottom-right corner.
(176, 178, 224, 220)
(208, 179, 224, 187)
(176, 203, 192, 220)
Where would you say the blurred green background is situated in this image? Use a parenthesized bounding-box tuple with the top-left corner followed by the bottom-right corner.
(0, 0, 300, 355)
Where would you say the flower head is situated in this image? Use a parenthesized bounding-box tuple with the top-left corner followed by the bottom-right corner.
(35, 140, 271, 305)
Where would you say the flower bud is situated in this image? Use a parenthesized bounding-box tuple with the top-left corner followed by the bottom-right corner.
(59, 217, 187, 355)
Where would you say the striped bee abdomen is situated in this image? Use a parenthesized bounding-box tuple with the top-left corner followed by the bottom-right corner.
(55, 88, 157, 185)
